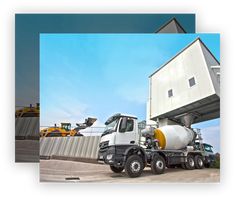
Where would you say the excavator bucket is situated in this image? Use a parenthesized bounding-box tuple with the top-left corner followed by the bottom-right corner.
(75, 117, 97, 130)
(85, 117, 97, 127)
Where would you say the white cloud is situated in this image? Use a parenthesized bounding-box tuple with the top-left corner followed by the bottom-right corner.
(41, 97, 90, 127)
(90, 120, 105, 127)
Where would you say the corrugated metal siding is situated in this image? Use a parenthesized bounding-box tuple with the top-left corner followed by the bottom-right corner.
(40, 136, 101, 161)
(15, 117, 39, 139)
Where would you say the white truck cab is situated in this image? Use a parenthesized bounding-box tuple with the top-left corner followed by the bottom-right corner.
(100, 113, 139, 146)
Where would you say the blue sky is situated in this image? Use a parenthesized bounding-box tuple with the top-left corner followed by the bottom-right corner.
(40, 33, 220, 152)
(16, 14, 195, 107)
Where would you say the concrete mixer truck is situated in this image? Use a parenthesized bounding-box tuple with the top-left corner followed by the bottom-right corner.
(98, 113, 215, 178)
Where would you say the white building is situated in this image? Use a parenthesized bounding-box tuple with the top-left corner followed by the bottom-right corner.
(147, 38, 220, 127)
(155, 18, 186, 33)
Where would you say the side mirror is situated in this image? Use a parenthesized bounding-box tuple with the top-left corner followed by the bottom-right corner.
(120, 117, 127, 132)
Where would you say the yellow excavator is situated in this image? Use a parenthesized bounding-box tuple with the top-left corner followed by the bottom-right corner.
(40, 117, 97, 137)
(15, 103, 40, 118)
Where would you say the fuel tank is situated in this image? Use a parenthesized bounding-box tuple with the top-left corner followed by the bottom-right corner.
(154, 125, 196, 150)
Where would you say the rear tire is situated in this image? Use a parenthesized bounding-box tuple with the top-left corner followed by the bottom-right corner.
(110, 165, 124, 173)
(151, 155, 166, 175)
(194, 155, 204, 169)
(125, 155, 144, 178)
(185, 155, 195, 170)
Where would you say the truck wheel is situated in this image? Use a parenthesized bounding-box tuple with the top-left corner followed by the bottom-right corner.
(185, 155, 195, 170)
(125, 155, 144, 178)
(110, 165, 124, 173)
(194, 155, 204, 169)
(151, 155, 166, 175)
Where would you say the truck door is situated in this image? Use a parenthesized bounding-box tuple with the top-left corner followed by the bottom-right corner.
(115, 117, 137, 145)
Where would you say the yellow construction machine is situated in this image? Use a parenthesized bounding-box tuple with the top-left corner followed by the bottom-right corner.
(40, 117, 97, 137)
(15, 103, 40, 118)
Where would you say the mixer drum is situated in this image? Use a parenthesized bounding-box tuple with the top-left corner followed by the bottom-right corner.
(154, 125, 195, 150)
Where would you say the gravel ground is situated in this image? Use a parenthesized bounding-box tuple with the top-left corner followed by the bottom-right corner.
(15, 140, 39, 162)
(40, 159, 220, 183)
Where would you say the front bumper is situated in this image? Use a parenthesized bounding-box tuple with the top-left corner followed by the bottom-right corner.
(205, 154, 216, 164)
(98, 146, 125, 167)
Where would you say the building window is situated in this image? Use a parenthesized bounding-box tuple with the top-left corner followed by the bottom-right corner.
(168, 89, 173, 98)
(189, 77, 196, 87)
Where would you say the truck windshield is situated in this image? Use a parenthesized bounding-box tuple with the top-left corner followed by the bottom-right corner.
(204, 144, 213, 153)
(105, 119, 118, 131)
(101, 119, 119, 137)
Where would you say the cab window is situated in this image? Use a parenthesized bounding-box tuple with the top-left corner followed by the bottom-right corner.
(119, 118, 134, 132)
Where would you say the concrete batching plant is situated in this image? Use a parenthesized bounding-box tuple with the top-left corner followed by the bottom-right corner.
(147, 38, 220, 127)
(98, 37, 219, 178)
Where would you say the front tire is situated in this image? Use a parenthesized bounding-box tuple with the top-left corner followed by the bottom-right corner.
(125, 155, 144, 178)
(110, 165, 124, 173)
(151, 155, 166, 174)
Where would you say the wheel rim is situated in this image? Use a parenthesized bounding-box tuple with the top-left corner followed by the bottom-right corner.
(198, 158, 203, 167)
(189, 158, 195, 167)
(156, 160, 164, 169)
(130, 161, 141, 173)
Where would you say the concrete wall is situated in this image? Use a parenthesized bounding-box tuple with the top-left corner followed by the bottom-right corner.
(40, 136, 101, 162)
(15, 117, 39, 140)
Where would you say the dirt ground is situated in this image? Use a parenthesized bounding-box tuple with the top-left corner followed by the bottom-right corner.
(40, 159, 220, 183)
(15, 140, 39, 162)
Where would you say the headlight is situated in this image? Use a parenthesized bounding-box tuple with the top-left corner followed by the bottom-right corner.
(106, 154, 113, 160)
